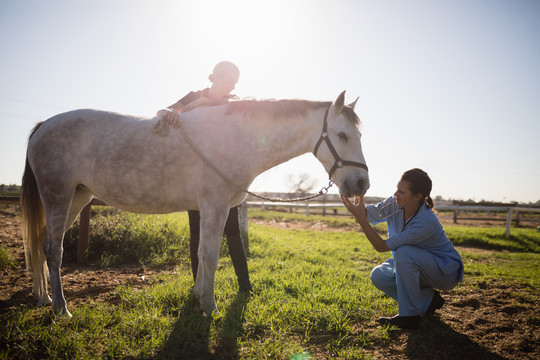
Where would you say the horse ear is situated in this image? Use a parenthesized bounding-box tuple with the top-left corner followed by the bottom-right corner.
(348, 97, 359, 110)
(333, 90, 346, 115)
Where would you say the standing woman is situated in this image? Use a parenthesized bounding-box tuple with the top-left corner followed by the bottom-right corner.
(156, 61, 253, 293)
(341, 168, 463, 329)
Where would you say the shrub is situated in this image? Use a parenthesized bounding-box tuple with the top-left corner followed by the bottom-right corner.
(63, 212, 191, 267)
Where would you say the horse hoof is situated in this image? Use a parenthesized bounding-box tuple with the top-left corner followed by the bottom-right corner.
(200, 300, 219, 317)
(53, 307, 73, 318)
(202, 307, 220, 317)
(37, 296, 52, 306)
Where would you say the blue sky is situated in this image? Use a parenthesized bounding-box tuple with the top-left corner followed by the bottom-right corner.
(1, 0, 539, 203)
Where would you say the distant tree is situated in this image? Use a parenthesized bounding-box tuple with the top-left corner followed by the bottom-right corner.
(287, 173, 316, 195)
(0, 184, 20, 195)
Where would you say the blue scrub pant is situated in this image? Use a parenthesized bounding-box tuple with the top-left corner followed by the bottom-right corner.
(370, 245, 461, 316)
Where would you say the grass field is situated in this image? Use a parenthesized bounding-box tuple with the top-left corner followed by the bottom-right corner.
(1, 209, 539, 359)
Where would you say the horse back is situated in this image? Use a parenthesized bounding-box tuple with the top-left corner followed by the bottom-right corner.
(27, 109, 202, 212)
(28, 109, 157, 173)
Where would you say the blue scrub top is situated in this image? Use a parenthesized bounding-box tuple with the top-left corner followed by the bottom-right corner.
(366, 196, 464, 281)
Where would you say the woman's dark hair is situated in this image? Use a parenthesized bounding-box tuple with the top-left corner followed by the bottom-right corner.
(401, 168, 434, 209)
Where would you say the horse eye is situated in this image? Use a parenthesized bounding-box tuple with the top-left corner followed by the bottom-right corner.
(338, 132, 348, 141)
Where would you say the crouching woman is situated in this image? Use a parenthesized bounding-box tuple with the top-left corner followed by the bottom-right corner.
(341, 168, 464, 329)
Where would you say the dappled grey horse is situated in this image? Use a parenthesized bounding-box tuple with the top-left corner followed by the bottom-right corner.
(21, 91, 369, 316)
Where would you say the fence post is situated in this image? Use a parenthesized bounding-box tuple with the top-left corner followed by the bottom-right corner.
(238, 201, 249, 256)
(505, 208, 513, 238)
(78, 202, 92, 264)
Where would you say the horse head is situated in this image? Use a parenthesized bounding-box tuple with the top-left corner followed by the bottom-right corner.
(313, 91, 370, 198)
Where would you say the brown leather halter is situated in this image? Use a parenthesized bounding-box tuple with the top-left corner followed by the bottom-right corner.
(313, 106, 369, 179)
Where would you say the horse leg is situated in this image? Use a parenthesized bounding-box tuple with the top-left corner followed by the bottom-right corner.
(44, 231, 71, 316)
(65, 187, 94, 231)
(42, 192, 76, 317)
(193, 206, 229, 315)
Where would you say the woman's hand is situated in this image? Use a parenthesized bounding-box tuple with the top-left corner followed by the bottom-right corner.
(156, 108, 181, 126)
(341, 195, 368, 223)
(341, 195, 390, 253)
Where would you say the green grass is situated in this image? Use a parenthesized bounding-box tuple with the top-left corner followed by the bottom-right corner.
(63, 211, 192, 267)
(0, 246, 13, 269)
(1, 210, 539, 359)
(251, 209, 540, 253)
(445, 225, 539, 253)
(249, 209, 389, 234)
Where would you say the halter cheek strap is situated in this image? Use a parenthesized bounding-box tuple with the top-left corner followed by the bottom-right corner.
(313, 106, 368, 179)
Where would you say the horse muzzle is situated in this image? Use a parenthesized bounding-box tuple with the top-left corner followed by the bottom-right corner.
(338, 174, 370, 198)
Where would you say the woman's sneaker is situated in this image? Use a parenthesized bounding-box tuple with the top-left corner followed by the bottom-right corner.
(378, 315, 421, 330)
(424, 290, 445, 317)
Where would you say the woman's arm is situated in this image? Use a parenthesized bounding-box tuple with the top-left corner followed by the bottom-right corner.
(341, 195, 390, 253)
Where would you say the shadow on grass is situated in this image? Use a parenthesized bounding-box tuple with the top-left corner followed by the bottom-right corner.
(450, 229, 540, 253)
(507, 232, 540, 253)
(159, 291, 250, 360)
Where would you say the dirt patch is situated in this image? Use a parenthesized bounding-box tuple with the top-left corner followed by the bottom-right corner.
(250, 218, 359, 232)
(1, 208, 538, 359)
(364, 278, 539, 360)
(0, 208, 168, 314)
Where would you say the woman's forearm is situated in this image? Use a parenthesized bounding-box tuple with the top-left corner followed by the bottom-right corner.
(357, 218, 390, 253)
(340, 195, 390, 253)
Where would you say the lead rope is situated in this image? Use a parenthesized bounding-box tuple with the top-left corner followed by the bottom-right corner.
(153, 117, 334, 202)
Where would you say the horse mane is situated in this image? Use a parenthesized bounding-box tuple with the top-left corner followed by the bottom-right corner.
(225, 99, 326, 118)
(225, 99, 360, 126)
(153, 98, 361, 137)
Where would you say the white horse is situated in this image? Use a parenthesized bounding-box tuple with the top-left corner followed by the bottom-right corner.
(21, 91, 369, 316)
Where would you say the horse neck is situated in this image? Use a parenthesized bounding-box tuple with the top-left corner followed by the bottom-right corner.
(240, 106, 323, 172)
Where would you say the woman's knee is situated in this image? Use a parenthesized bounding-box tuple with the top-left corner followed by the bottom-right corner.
(393, 245, 417, 258)
(370, 262, 392, 287)
(393, 246, 417, 268)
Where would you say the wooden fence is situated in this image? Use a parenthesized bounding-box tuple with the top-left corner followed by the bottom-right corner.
(245, 201, 540, 238)
(2, 196, 539, 264)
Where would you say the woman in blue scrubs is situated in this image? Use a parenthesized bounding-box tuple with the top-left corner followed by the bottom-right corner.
(341, 168, 463, 329)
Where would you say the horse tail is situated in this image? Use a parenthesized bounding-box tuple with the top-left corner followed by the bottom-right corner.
(21, 122, 49, 301)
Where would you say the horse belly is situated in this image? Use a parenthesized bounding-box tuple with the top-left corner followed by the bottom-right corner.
(88, 151, 202, 214)
(91, 182, 198, 214)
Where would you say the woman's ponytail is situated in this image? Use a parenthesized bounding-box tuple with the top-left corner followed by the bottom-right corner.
(425, 195, 434, 209)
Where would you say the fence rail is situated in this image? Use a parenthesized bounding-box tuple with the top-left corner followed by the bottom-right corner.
(245, 201, 540, 237)
(3, 196, 539, 263)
